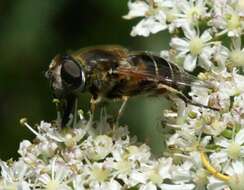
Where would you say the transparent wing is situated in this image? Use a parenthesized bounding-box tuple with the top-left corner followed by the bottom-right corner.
(116, 63, 213, 89)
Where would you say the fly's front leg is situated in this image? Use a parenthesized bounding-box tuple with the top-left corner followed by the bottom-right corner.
(61, 94, 77, 128)
(90, 96, 101, 119)
(116, 96, 129, 125)
(73, 98, 78, 128)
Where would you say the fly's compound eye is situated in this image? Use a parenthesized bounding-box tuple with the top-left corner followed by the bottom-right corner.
(61, 56, 85, 92)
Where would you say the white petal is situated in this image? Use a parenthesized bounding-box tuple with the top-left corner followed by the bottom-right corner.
(176, 0, 191, 14)
(183, 54, 197, 72)
(158, 158, 173, 179)
(240, 147, 244, 156)
(233, 70, 244, 91)
(170, 38, 189, 50)
(231, 160, 244, 175)
(160, 184, 195, 190)
(209, 151, 228, 165)
(130, 171, 147, 184)
(215, 137, 229, 148)
(19, 181, 31, 190)
(201, 136, 212, 146)
(182, 24, 196, 39)
(235, 129, 244, 145)
(200, 30, 212, 42)
(207, 176, 228, 190)
(177, 49, 189, 57)
(123, 1, 149, 19)
(140, 183, 157, 190)
(199, 49, 213, 70)
(131, 17, 167, 37)
(105, 180, 121, 190)
(0, 161, 11, 180)
(232, 36, 242, 50)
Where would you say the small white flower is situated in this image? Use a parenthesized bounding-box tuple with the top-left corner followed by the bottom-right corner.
(210, 128, 244, 169)
(123, 0, 149, 19)
(170, 25, 214, 71)
(159, 183, 195, 190)
(38, 159, 72, 190)
(0, 160, 31, 190)
(84, 162, 115, 189)
(189, 84, 210, 106)
(172, 0, 209, 27)
(130, 10, 167, 37)
(226, 160, 244, 190)
(139, 157, 173, 190)
(211, 44, 229, 73)
(212, 2, 244, 37)
(85, 135, 113, 161)
(124, 0, 170, 36)
(228, 37, 244, 68)
(207, 176, 229, 190)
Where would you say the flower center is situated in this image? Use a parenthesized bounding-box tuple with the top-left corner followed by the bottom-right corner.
(3, 184, 18, 190)
(165, 9, 176, 22)
(189, 37, 204, 56)
(64, 133, 76, 147)
(45, 180, 60, 190)
(228, 173, 244, 190)
(149, 170, 163, 184)
(229, 50, 244, 66)
(115, 160, 132, 174)
(227, 142, 241, 160)
(227, 14, 241, 30)
(238, 0, 244, 11)
(193, 169, 208, 188)
(91, 167, 109, 182)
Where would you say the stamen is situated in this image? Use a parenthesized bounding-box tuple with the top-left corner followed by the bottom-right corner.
(78, 109, 84, 120)
(20, 118, 44, 140)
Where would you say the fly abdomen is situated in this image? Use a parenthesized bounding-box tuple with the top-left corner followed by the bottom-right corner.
(127, 52, 183, 88)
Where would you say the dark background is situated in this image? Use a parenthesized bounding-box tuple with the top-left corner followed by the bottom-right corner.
(0, 0, 169, 160)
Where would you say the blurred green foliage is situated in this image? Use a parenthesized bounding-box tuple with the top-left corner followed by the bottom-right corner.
(0, 0, 170, 160)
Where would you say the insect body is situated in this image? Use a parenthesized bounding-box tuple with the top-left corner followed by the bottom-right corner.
(46, 45, 213, 127)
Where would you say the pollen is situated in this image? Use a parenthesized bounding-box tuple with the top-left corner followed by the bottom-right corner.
(149, 170, 163, 185)
(229, 50, 244, 67)
(91, 167, 110, 182)
(64, 133, 76, 147)
(227, 142, 241, 160)
(238, 0, 244, 11)
(45, 180, 60, 190)
(115, 160, 132, 174)
(227, 14, 241, 30)
(189, 37, 204, 56)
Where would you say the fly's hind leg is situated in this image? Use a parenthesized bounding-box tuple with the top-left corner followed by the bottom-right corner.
(115, 96, 129, 126)
(157, 84, 216, 110)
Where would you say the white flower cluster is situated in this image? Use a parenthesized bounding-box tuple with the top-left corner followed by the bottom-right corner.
(124, 0, 244, 72)
(124, 0, 244, 190)
(0, 114, 196, 190)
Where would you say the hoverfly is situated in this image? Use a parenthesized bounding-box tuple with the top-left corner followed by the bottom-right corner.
(46, 45, 216, 127)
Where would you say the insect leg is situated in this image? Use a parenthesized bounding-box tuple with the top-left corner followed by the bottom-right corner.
(116, 96, 129, 125)
(73, 97, 78, 128)
(61, 94, 77, 128)
(157, 84, 217, 110)
(90, 96, 102, 119)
